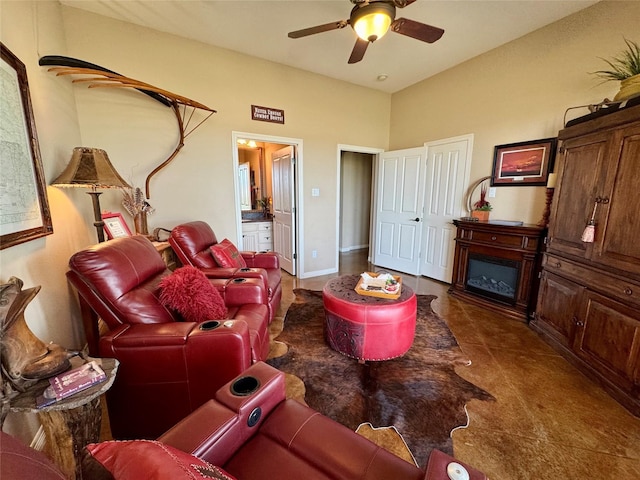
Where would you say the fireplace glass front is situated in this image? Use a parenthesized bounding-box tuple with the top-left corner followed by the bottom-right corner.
(466, 254, 520, 305)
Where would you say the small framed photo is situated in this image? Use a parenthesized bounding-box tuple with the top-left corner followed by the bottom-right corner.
(491, 138, 557, 186)
(102, 212, 132, 239)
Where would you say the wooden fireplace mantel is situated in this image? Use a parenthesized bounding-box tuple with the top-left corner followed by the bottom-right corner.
(449, 219, 546, 321)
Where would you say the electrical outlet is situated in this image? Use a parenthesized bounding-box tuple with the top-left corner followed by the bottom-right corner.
(312, 250, 317, 258)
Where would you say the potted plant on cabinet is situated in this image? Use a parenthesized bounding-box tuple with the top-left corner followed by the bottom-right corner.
(593, 38, 640, 101)
(471, 183, 492, 221)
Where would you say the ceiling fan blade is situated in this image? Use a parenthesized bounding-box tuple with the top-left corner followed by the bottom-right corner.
(391, 17, 444, 43)
(348, 38, 369, 64)
(288, 20, 348, 39)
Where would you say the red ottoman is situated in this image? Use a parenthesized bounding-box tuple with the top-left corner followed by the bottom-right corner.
(322, 275, 417, 361)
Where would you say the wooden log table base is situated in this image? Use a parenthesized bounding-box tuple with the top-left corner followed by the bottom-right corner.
(6, 356, 118, 479)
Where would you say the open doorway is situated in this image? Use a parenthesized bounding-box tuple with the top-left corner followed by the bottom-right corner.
(233, 132, 302, 276)
(337, 145, 383, 272)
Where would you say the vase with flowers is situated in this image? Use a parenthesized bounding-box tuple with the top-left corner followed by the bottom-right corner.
(471, 183, 492, 221)
(121, 187, 155, 236)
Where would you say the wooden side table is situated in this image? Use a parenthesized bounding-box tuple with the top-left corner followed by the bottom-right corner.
(153, 241, 181, 270)
(5, 356, 118, 479)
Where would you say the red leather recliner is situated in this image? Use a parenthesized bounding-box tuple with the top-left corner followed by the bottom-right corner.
(155, 362, 488, 480)
(2, 365, 488, 480)
(169, 221, 282, 322)
(67, 235, 271, 439)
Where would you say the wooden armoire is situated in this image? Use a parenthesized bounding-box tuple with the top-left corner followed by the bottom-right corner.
(531, 103, 640, 416)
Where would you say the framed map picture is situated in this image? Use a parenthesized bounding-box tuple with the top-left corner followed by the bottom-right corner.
(0, 43, 53, 249)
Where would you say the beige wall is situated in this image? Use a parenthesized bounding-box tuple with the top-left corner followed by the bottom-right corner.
(390, 0, 640, 224)
(59, 6, 391, 277)
(0, 0, 89, 438)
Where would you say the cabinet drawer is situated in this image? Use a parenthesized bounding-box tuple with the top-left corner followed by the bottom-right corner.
(544, 254, 640, 308)
(258, 231, 272, 242)
(257, 222, 272, 232)
(242, 222, 258, 232)
(465, 230, 534, 249)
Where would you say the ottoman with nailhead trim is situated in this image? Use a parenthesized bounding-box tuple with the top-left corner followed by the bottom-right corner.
(322, 275, 417, 362)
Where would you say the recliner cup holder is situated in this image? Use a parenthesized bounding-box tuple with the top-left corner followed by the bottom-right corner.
(231, 376, 260, 396)
(233, 278, 246, 283)
(200, 320, 221, 331)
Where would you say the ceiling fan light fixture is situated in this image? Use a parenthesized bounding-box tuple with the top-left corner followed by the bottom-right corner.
(352, 3, 395, 42)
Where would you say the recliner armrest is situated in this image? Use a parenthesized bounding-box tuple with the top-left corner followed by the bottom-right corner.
(210, 277, 268, 306)
(241, 251, 279, 270)
(100, 321, 253, 395)
(158, 399, 238, 465)
(158, 362, 286, 466)
(200, 267, 270, 292)
(423, 450, 487, 480)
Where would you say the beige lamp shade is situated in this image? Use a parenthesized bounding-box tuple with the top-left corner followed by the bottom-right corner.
(52, 147, 131, 189)
(52, 147, 131, 243)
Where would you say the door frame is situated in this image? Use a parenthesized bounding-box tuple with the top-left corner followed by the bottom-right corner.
(335, 144, 385, 270)
(232, 131, 304, 277)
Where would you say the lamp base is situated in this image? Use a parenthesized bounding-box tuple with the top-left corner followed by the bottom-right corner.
(86, 191, 105, 243)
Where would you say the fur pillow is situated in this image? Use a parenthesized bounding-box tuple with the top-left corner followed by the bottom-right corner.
(210, 238, 247, 268)
(82, 440, 236, 480)
(159, 266, 227, 322)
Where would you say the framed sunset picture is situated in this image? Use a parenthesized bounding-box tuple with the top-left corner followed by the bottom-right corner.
(491, 138, 557, 186)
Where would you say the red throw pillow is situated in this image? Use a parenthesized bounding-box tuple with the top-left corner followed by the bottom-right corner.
(210, 238, 247, 268)
(159, 266, 227, 322)
(83, 440, 237, 480)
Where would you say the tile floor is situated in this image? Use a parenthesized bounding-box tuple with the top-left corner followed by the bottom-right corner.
(279, 249, 640, 479)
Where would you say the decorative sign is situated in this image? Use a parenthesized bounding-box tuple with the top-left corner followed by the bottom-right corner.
(251, 105, 285, 124)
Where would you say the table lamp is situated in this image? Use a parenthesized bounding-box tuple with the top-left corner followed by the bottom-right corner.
(52, 147, 131, 242)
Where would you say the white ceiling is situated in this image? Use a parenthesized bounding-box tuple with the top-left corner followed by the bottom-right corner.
(59, 0, 600, 93)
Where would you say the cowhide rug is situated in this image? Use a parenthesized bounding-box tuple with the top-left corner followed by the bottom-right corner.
(267, 288, 494, 467)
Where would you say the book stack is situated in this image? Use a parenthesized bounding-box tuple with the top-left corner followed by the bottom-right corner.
(36, 360, 107, 408)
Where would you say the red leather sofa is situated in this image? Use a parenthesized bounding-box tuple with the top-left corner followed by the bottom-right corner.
(169, 221, 282, 322)
(84, 362, 487, 479)
(66, 235, 271, 439)
(1, 363, 487, 480)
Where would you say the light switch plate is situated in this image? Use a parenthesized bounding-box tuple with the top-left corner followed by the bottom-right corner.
(311, 188, 320, 197)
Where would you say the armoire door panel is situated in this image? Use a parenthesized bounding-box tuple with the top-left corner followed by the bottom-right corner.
(548, 133, 609, 259)
(591, 127, 640, 275)
(535, 271, 583, 349)
(576, 291, 640, 390)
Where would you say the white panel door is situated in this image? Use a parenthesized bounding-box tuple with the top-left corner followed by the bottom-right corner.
(373, 147, 426, 275)
(272, 146, 296, 275)
(420, 136, 472, 282)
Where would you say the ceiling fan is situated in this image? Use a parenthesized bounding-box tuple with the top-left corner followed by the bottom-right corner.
(287, 0, 444, 64)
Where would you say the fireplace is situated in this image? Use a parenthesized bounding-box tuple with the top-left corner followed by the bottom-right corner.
(449, 220, 546, 321)
(466, 254, 520, 305)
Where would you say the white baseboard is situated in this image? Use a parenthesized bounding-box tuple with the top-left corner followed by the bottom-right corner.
(299, 267, 338, 278)
(339, 245, 368, 253)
